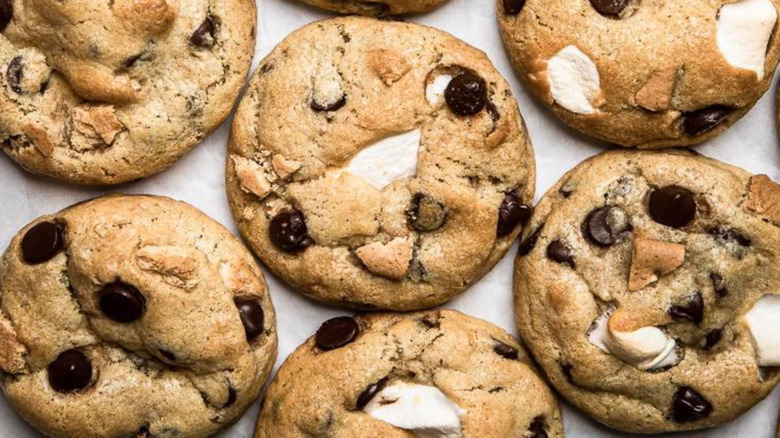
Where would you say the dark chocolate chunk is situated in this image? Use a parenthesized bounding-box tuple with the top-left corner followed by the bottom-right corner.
(445, 72, 487, 116)
(497, 193, 532, 238)
(493, 341, 519, 360)
(356, 377, 388, 409)
(648, 186, 696, 228)
(98, 282, 146, 323)
(269, 209, 314, 253)
(684, 106, 732, 137)
(669, 292, 704, 324)
(315, 316, 360, 351)
(235, 299, 265, 340)
(21, 221, 64, 264)
(48, 349, 92, 393)
(672, 387, 712, 423)
(583, 206, 631, 246)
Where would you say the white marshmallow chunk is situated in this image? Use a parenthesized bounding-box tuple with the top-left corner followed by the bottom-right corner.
(745, 294, 780, 366)
(345, 129, 421, 190)
(546, 46, 602, 115)
(426, 74, 453, 106)
(717, 0, 777, 79)
(588, 310, 678, 371)
(363, 382, 464, 438)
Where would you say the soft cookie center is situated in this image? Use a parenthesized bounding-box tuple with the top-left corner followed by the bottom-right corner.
(345, 129, 422, 190)
(716, 0, 777, 79)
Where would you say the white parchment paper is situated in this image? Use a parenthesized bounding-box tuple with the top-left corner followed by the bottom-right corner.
(1, 0, 778, 436)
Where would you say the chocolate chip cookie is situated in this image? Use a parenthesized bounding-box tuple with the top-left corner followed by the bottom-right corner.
(292, 0, 449, 16)
(0, 0, 256, 184)
(513, 149, 780, 433)
(226, 17, 536, 310)
(255, 310, 563, 437)
(0, 195, 277, 438)
(498, 0, 780, 147)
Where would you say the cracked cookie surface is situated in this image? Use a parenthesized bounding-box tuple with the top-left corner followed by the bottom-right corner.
(255, 310, 562, 437)
(498, 0, 780, 147)
(0, 0, 256, 184)
(513, 149, 780, 433)
(226, 17, 535, 311)
(0, 195, 277, 438)
(292, 0, 450, 16)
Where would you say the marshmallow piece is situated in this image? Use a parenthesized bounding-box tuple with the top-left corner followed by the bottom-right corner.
(717, 0, 777, 79)
(628, 234, 685, 291)
(547, 46, 603, 115)
(345, 129, 421, 190)
(364, 382, 464, 438)
(356, 237, 413, 280)
(426, 74, 453, 107)
(588, 309, 679, 370)
(745, 294, 780, 366)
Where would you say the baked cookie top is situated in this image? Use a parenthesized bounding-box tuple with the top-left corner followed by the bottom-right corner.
(292, 0, 449, 16)
(227, 17, 536, 311)
(498, 0, 780, 148)
(513, 149, 780, 433)
(255, 310, 562, 437)
(0, 195, 277, 438)
(0, 0, 256, 184)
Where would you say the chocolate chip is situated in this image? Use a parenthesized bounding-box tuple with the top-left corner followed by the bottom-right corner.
(356, 377, 388, 409)
(310, 94, 346, 112)
(6, 56, 22, 94)
(497, 193, 532, 238)
(445, 72, 487, 116)
(407, 193, 446, 232)
(704, 329, 722, 350)
(269, 209, 314, 253)
(546, 240, 574, 267)
(191, 16, 216, 47)
(21, 221, 64, 264)
(493, 341, 519, 360)
(710, 273, 727, 298)
(528, 416, 548, 438)
(707, 226, 751, 247)
(235, 299, 264, 341)
(518, 224, 543, 256)
(0, 0, 11, 32)
(503, 0, 526, 14)
(583, 206, 631, 246)
(648, 186, 696, 228)
(589, 0, 629, 16)
(672, 387, 712, 423)
(98, 282, 146, 323)
(315, 316, 360, 351)
(48, 349, 92, 393)
(669, 292, 704, 324)
(684, 106, 732, 137)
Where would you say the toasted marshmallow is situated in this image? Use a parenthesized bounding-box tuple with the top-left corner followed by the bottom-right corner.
(363, 382, 464, 438)
(745, 294, 780, 366)
(588, 309, 679, 370)
(717, 0, 777, 79)
(547, 46, 603, 115)
(345, 129, 421, 190)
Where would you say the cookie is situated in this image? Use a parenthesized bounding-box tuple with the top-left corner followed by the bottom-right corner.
(498, 0, 780, 148)
(513, 149, 780, 433)
(255, 310, 562, 437)
(226, 17, 536, 311)
(0, 195, 277, 438)
(292, 0, 449, 16)
(0, 0, 256, 184)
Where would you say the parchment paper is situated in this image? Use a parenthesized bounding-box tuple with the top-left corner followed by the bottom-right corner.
(0, 0, 778, 436)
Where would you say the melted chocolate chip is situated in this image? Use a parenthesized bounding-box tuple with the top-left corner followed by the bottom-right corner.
(590, 0, 629, 16)
(48, 349, 92, 393)
(310, 94, 347, 112)
(518, 224, 543, 256)
(497, 193, 532, 238)
(707, 226, 751, 247)
(269, 210, 314, 253)
(315, 316, 360, 351)
(503, 0, 526, 15)
(6, 56, 22, 94)
(407, 193, 446, 232)
(235, 299, 264, 341)
(583, 206, 631, 246)
(21, 221, 64, 264)
(648, 186, 696, 228)
(356, 377, 388, 409)
(669, 292, 704, 324)
(710, 273, 727, 298)
(684, 106, 732, 137)
(493, 341, 519, 360)
(191, 16, 216, 47)
(445, 72, 487, 116)
(98, 282, 146, 323)
(704, 329, 722, 350)
(672, 387, 712, 423)
(528, 416, 548, 438)
(546, 240, 574, 267)
(0, 0, 11, 32)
